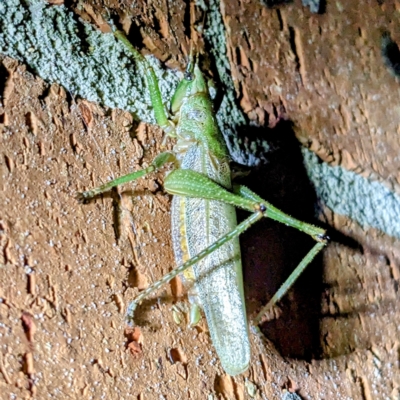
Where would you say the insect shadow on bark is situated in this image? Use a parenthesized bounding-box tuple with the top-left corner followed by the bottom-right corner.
(235, 120, 326, 360)
(236, 120, 364, 361)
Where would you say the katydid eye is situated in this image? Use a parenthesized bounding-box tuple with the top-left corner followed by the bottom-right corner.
(184, 71, 193, 81)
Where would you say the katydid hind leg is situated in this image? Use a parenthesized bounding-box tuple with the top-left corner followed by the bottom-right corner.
(166, 169, 328, 241)
(234, 185, 328, 326)
(165, 169, 328, 325)
(253, 241, 326, 326)
(125, 212, 263, 324)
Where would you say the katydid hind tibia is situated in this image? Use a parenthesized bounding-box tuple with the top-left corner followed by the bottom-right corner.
(77, 28, 328, 376)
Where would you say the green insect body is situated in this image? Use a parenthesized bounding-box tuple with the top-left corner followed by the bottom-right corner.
(170, 64, 250, 375)
(78, 28, 328, 377)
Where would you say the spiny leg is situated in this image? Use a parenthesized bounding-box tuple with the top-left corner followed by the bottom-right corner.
(234, 184, 326, 240)
(164, 168, 328, 325)
(76, 151, 176, 201)
(253, 241, 325, 325)
(112, 29, 175, 136)
(165, 169, 327, 241)
(235, 184, 328, 325)
(126, 211, 264, 325)
(125, 168, 327, 325)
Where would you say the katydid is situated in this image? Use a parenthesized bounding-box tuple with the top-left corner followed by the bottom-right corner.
(77, 29, 328, 376)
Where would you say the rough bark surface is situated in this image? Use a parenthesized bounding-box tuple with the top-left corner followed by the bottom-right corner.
(1, 1, 399, 399)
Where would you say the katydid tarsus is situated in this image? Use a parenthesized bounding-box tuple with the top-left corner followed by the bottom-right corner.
(77, 28, 328, 376)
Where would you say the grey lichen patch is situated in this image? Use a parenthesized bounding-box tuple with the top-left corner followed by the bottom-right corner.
(303, 148, 400, 239)
(0, 0, 179, 124)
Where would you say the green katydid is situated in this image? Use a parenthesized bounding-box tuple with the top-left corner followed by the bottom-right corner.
(77, 28, 328, 376)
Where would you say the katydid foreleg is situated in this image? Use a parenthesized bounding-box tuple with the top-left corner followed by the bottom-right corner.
(126, 211, 264, 324)
(112, 29, 175, 136)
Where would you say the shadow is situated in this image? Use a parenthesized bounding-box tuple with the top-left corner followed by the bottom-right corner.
(236, 122, 391, 362)
(236, 121, 326, 360)
(0, 61, 9, 102)
(381, 31, 400, 77)
(326, 229, 362, 253)
(260, 0, 293, 7)
(260, 0, 325, 14)
(125, 295, 166, 329)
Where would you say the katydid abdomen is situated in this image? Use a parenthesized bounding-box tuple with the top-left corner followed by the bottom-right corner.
(170, 95, 251, 376)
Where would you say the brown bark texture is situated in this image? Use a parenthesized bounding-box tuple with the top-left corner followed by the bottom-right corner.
(1, 0, 400, 399)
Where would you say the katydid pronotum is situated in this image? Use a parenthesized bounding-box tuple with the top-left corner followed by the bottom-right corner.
(77, 28, 328, 376)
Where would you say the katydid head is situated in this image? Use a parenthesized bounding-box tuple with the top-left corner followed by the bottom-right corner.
(170, 53, 208, 115)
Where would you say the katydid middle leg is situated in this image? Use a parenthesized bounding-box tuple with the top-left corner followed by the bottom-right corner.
(76, 152, 176, 202)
